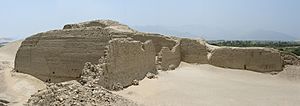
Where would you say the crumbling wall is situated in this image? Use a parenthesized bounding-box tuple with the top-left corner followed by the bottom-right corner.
(180, 38, 208, 64)
(14, 20, 180, 83)
(101, 38, 157, 89)
(208, 47, 283, 72)
(127, 33, 178, 53)
(63, 20, 136, 33)
(281, 52, 300, 66)
(15, 28, 112, 82)
(158, 42, 181, 71)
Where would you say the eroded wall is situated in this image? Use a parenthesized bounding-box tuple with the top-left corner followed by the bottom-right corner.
(180, 38, 208, 64)
(14, 20, 180, 83)
(208, 47, 283, 72)
(102, 38, 157, 89)
(158, 42, 181, 71)
(127, 33, 178, 53)
(15, 28, 111, 82)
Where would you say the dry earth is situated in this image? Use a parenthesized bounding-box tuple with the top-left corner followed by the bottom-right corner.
(0, 41, 45, 106)
(1, 40, 300, 106)
(116, 63, 300, 106)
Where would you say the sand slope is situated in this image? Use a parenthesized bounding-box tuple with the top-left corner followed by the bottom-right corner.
(0, 40, 46, 106)
(117, 63, 300, 106)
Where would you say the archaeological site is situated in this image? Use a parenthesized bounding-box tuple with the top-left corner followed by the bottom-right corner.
(1, 20, 298, 105)
(1, 0, 300, 105)
(14, 20, 285, 89)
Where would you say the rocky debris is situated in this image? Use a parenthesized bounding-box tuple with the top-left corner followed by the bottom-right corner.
(112, 83, 124, 91)
(26, 80, 138, 106)
(132, 80, 139, 86)
(0, 99, 9, 106)
(281, 52, 300, 66)
(0, 103, 7, 106)
(156, 65, 162, 71)
(146, 72, 158, 79)
(26, 62, 138, 106)
(79, 62, 104, 85)
(168, 64, 176, 70)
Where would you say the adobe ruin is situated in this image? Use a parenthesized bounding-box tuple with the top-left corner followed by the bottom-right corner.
(14, 20, 284, 90)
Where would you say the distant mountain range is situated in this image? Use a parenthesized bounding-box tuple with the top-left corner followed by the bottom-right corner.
(241, 30, 297, 41)
(133, 25, 299, 41)
(0, 37, 13, 46)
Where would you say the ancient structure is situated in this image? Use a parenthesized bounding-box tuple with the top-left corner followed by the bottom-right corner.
(208, 47, 283, 72)
(158, 42, 181, 71)
(102, 38, 157, 89)
(281, 52, 300, 66)
(180, 38, 208, 64)
(15, 20, 285, 90)
(15, 20, 179, 83)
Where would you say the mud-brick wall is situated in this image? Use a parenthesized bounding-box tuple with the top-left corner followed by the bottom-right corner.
(127, 33, 178, 53)
(15, 28, 111, 82)
(208, 47, 283, 72)
(103, 39, 157, 89)
(180, 38, 209, 64)
(158, 43, 181, 71)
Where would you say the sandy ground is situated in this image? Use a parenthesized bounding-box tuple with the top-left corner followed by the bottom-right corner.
(1, 40, 300, 106)
(0, 40, 46, 106)
(116, 63, 300, 106)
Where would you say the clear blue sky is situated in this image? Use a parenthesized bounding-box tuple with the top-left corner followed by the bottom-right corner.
(0, 0, 299, 39)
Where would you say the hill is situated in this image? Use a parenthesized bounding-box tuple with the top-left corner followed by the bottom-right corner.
(134, 25, 298, 41)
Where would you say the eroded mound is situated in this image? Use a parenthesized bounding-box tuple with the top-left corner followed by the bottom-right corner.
(26, 62, 138, 106)
(26, 80, 138, 106)
(281, 52, 300, 66)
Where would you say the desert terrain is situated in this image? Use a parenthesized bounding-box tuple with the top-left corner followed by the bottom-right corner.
(1, 0, 299, 105)
(0, 41, 45, 106)
(1, 40, 300, 106)
(117, 63, 300, 106)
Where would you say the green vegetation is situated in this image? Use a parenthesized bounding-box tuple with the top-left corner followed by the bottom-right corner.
(208, 40, 300, 56)
(291, 47, 300, 56)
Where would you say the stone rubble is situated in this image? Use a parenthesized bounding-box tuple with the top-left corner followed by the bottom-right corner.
(146, 72, 158, 79)
(281, 52, 300, 66)
(26, 62, 139, 106)
(0, 99, 9, 106)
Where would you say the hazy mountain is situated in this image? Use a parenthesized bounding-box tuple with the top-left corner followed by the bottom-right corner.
(0, 37, 13, 45)
(241, 30, 297, 41)
(134, 25, 298, 41)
